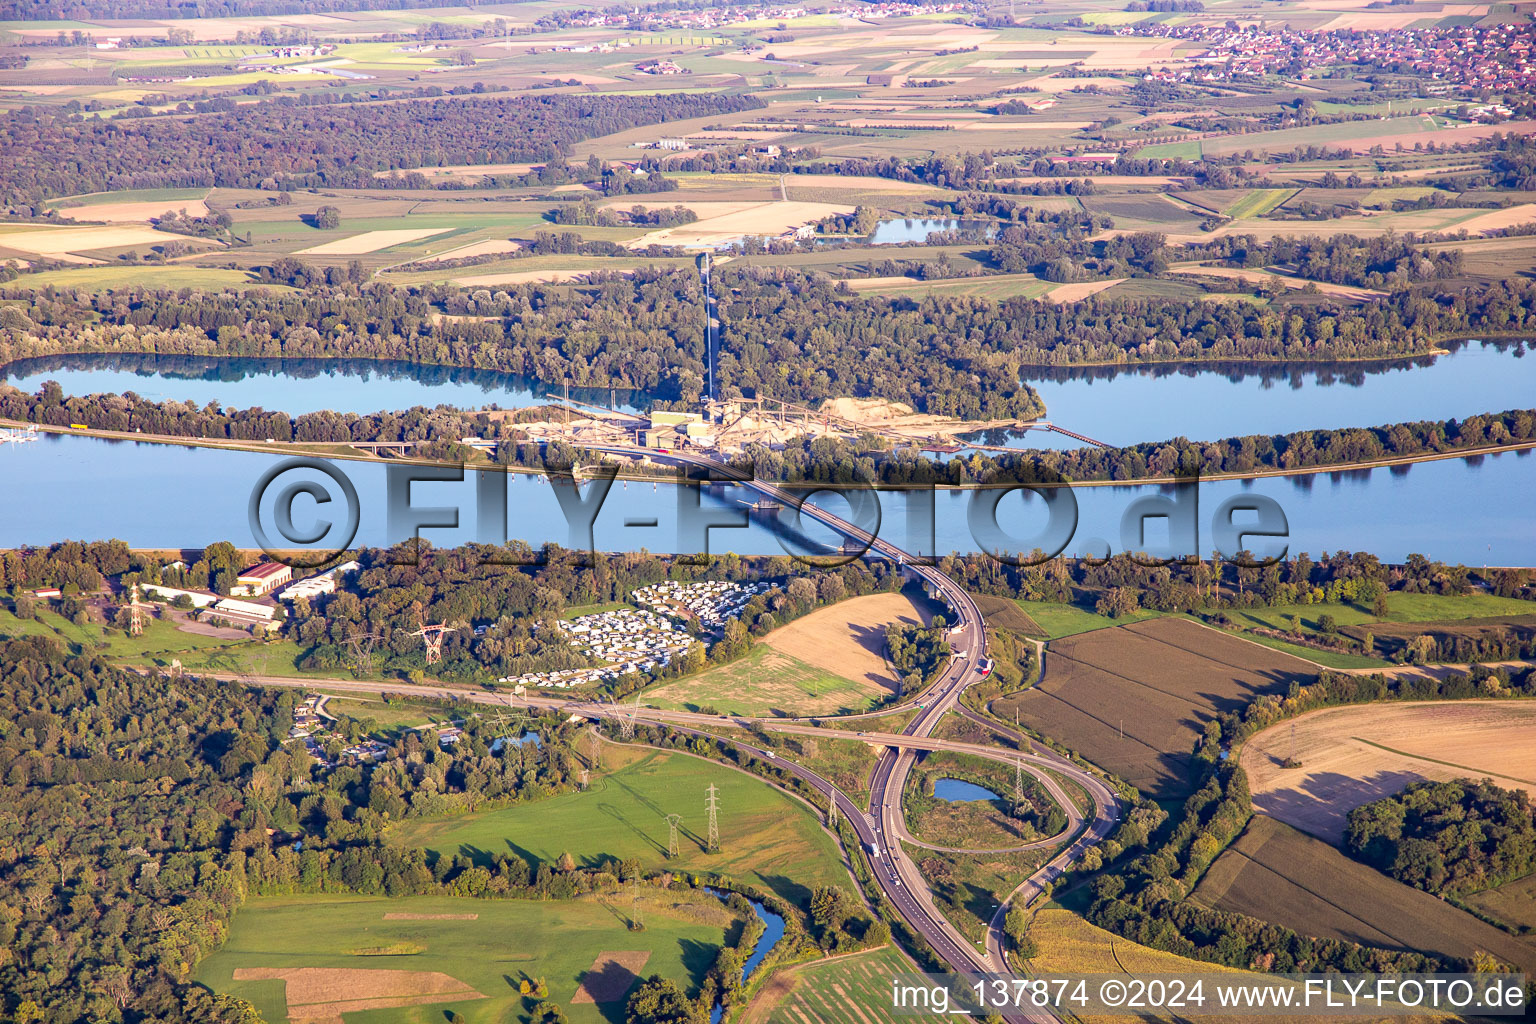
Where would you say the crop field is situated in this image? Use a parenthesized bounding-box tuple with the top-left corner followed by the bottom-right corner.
(385, 746, 848, 906)
(1030, 906, 1350, 1024)
(848, 273, 1052, 300)
(639, 644, 872, 716)
(1464, 871, 1536, 934)
(995, 617, 1315, 800)
(0, 223, 178, 257)
(5, 266, 273, 293)
(296, 228, 453, 255)
(1191, 816, 1536, 974)
(195, 892, 737, 1024)
(741, 944, 915, 1024)
(641, 591, 940, 716)
(1224, 188, 1301, 219)
(1240, 699, 1536, 842)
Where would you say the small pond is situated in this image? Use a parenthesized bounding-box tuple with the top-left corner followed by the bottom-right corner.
(933, 777, 1003, 803)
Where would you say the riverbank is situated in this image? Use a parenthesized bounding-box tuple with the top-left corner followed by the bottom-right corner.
(8, 417, 1534, 491)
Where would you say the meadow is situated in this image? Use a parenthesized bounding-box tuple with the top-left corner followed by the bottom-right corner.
(195, 891, 739, 1024)
(385, 745, 849, 907)
(1191, 816, 1536, 974)
(995, 617, 1315, 800)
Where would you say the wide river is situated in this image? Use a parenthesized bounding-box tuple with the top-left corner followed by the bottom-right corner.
(1, 345, 1531, 563)
(0, 433, 1530, 564)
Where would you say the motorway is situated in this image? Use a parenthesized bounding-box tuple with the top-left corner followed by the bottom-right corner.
(221, 444, 1122, 1023)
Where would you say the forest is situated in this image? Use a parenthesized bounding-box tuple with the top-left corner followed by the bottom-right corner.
(1345, 780, 1536, 896)
(0, 633, 884, 1024)
(0, 92, 761, 203)
(10, 268, 1536, 425)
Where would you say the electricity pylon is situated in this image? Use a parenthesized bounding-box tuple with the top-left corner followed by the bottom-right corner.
(705, 784, 720, 851)
(409, 619, 457, 665)
(127, 584, 146, 637)
(665, 814, 683, 858)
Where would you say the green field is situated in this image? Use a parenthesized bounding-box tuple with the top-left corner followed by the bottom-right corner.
(1225, 591, 1536, 634)
(1224, 188, 1299, 220)
(1232, 630, 1385, 669)
(196, 892, 738, 1024)
(854, 273, 1052, 301)
(638, 643, 878, 717)
(6, 266, 276, 293)
(1014, 600, 1163, 639)
(1136, 139, 1202, 160)
(907, 841, 1046, 943)
(46, 186, 210, 208)
(1464, 871, 1536, 934)
(743, 943, 915, 1024)
(386, 746, 849, 906)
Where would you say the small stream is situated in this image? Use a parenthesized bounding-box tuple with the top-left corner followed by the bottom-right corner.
(706, 889, 785, 1024)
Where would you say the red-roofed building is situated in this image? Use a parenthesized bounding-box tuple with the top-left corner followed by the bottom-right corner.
(233, 562, 292, 597)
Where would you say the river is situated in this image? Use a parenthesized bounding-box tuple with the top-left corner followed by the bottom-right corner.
(1, 433, 1530, 564)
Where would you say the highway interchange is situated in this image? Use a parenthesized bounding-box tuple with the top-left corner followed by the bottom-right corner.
(226, 447, 1124, 1023)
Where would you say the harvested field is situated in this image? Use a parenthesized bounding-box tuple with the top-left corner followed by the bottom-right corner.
(0, 224, 175, 255)
(296, 228, 450, 255)
(1455, 202, 1536, 235)
(571, 951, 650, 1003)
(419, 239, 521, 262)
(382, 912, 477, 920)
(629, 200, 851, 247)
(1241, 699, 1536, 843)
(786, 173, 946, 193)
(996, 618, 1314, 800)
(230, 967, 483, 1024)
(764, 591, 941, 685)
(54, 198, 210, 223)
(642, 590, 943, 716)
(1046, 278, 1123, 303)
(1191, 816, 1536, 974)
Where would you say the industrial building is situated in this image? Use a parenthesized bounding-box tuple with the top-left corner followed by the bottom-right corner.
(203, 598, 280, 633)
(234, 562, 293, 597)
(278, 561, 360, 603)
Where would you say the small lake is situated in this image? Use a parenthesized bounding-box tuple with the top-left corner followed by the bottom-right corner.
(865, 218, 998, 245)
(490, 732, 542, 754)
(933, 778, 1003, 803)
(962, 341, 1536, 451)
(0, 354, 655, 416)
